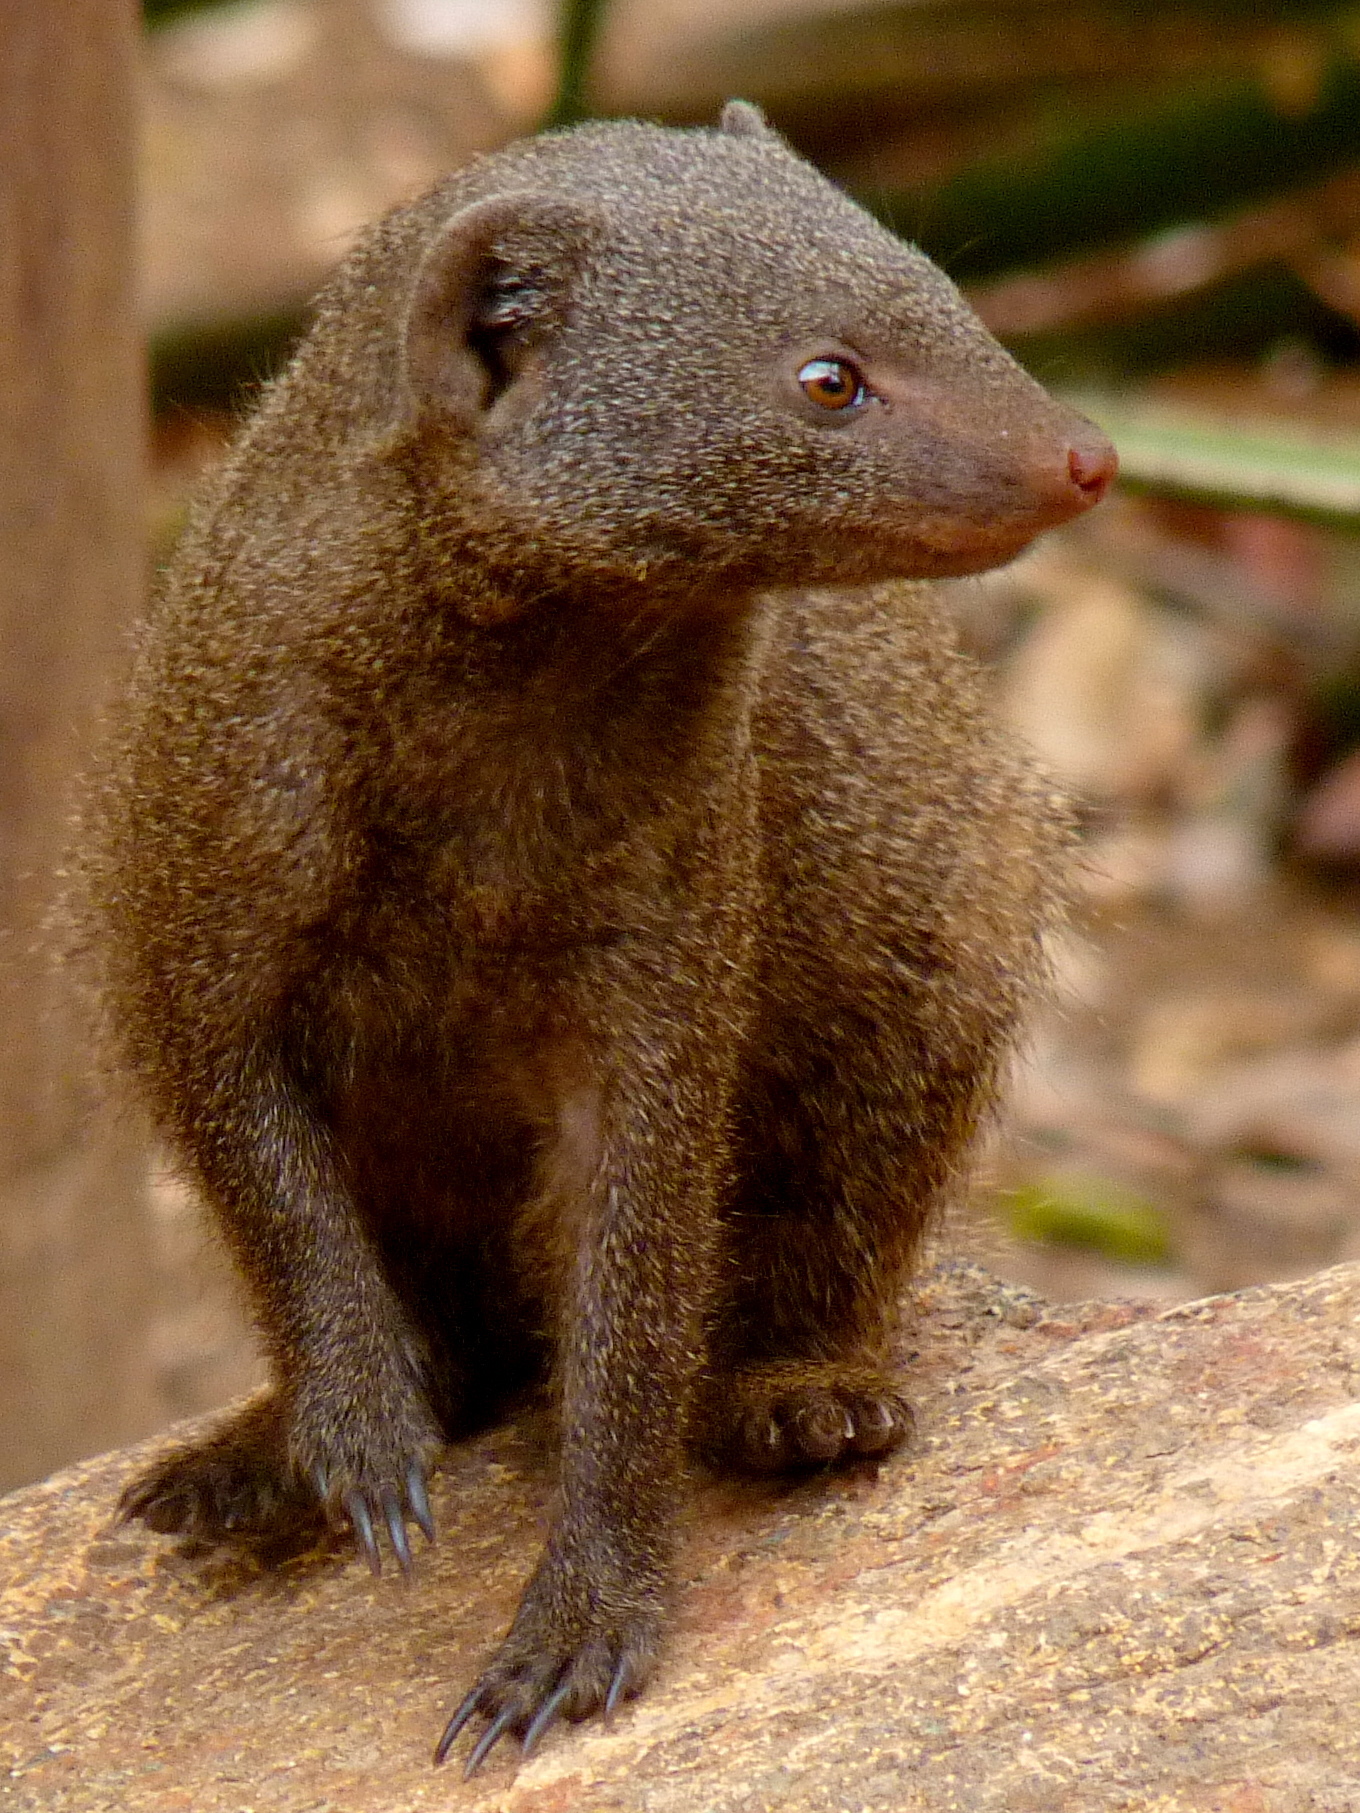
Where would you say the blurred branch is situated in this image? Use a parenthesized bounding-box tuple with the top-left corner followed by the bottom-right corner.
(544, 0, 609, 130)
(144, 0, 232, 22)
(970, 166, 1360, 336)
(612, 0, 1358, 146)
(865, 54, 1360, 282)
(1294, 239, 1360, 327)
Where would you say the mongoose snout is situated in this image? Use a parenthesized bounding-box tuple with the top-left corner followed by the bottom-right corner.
(1017, 419, 1120, 517)
(806, 349, 1117, 576)
(1067, 432, 1120, 500)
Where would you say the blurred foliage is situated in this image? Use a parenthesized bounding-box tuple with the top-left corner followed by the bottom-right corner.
(1003, 1179, 1176, 1266)
(145, 0, 234, 21)
(152, 310, 308, 414)
(889, 61, 1360, 282)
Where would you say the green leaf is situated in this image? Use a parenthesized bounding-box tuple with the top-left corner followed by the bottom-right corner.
(1069, 392, 1360, 525)
(1002, 1177, 1175, 1265)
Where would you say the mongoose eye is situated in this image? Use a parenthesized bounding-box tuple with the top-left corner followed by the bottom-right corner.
(797, 356, 867, 411)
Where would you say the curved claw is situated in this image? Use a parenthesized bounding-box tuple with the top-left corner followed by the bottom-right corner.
(381, 1488, 414, 1577)
(344, 1490, 382, 1577)
(604, 1656, 636, 1722)
(520, 1680, 572, 1759)
(407, 1464, 436, 1544)
(433, 1686, 484, 1767)
(464, 1704, 520, 1780)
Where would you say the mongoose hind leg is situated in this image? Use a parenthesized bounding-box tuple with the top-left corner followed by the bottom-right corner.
(702, 1002, 1011, 1477)
(118, 1392, 326, 1543)
(703, 1357, 914, 1473)
(702, 1058, 941, 1477)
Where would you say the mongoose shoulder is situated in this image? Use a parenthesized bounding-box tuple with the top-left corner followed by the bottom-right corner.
(83, 101, 1114, 1772)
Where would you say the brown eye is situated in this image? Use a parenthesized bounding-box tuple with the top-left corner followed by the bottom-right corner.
(797, 356, 867, 411)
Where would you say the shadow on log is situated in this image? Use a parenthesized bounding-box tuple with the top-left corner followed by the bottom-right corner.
(5, 1260, 1360, 1809)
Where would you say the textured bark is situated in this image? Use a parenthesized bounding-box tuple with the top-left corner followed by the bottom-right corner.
(0, 0, 158, 1488)
(5, 1262, 1360, 1810)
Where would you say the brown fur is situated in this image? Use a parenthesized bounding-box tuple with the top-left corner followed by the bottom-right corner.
(77, 102, 1111, 1768)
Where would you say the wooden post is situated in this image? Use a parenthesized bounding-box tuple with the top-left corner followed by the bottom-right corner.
(0, 0, 160, 1488)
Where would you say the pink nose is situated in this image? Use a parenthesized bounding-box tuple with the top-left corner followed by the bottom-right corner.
(1067, 436, 1118, 505)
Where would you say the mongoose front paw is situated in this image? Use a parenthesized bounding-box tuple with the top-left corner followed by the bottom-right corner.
(119, 1444, 323, 1540)
(433, 1571, 663, 1776)
(310, 1456, 436, 1578)
(118, 1392, 440, 1574)
(288, 1371, 442, 1576)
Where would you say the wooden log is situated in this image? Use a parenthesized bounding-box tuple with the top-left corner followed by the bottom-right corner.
(7, 1262, 1360, 1807)
(0, 0, 161, 1489)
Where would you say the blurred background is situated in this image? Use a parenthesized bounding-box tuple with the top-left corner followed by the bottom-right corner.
(7, 0, 1360, 1491)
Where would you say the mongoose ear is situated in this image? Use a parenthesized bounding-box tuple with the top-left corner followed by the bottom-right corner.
(719, 99, 782, 143)
(398, 193, 605, 434)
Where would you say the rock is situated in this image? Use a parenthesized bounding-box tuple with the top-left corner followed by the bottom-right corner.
(7, 1261, 1360, 1810)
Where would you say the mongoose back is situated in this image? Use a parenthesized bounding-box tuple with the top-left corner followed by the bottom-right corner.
(85, 102, 1115, 1771)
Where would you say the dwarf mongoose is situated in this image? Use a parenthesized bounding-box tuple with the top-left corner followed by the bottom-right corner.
(83, 102, 1115, 1771)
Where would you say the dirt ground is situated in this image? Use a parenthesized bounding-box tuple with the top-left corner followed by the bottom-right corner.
(987, 872, 1360, 1304)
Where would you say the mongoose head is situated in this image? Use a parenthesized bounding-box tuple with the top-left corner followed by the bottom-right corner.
(385, 102, 1116, 603)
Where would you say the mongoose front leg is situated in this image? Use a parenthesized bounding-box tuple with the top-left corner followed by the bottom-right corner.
(119, 1049, 442, 1571)
(436, 1022, 732, 1774)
